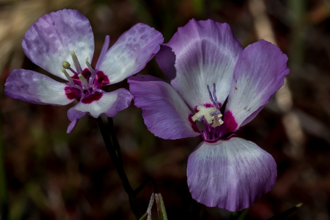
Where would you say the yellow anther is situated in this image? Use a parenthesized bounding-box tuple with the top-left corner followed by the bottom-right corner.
(62, 61, 71, 69)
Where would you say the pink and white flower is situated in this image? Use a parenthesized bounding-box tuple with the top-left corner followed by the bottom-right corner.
(128, 19, 289, 211)
(5, 9, 164, 132)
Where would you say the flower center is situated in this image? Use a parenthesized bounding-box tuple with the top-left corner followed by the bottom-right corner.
(191, 105, 223, 128)
(62, 51, 110, 103)
(189, 83, 227, 143)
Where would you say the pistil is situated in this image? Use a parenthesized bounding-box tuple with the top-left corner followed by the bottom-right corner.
(191, 105, 224, 128)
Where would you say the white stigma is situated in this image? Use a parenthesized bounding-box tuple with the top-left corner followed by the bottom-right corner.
(192, 105, 224, 128)
(211, 113, 224, 128)
(191, 106, 217, 124)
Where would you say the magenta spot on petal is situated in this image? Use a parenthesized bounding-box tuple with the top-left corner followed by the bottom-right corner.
(83, 88, 93, 95)
(204, 103, 214, 108)
(194, 106, 198, 112)
(71, 69, 91, 86)
(65, 87, 81, 100)
(94, 71, 110, 88)
(188, 114, 200, 133)
(81, 92, 103, 104)
(223, 111, 238, 133)
(82, 68, 91, 78)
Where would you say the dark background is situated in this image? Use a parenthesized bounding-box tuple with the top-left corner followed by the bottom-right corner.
(1, 0, 330, 219)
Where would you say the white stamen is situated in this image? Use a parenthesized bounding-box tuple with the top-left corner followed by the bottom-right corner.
(191, 105, 217, 124)
(211, 114, 224, 128)
(71, 51, 82, 74)
(78, 74, 89, 88)
(85, 57, 94, 73)
(61, 68, 74, 85)
(86, 57, 95, 84)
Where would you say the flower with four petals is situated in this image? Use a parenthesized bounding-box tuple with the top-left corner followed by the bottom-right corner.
(128, 19, 289, 211)
(5, 9, 164, 132)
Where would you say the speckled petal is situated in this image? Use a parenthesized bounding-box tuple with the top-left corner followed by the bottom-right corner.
(156, 19, 242, 109)
(225, 40, 289, 131)
(187, 137, 277, 211)
(67, 88, 133, 122)
(22, 9, 94, 79)
(5, 69, 74, 105)
(99, 23, 164, 84)
(128, 74, 200, 139)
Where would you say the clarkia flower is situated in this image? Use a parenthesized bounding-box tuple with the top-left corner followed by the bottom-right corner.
(128, 19, 289, 211)
(5, 9, 164, 132)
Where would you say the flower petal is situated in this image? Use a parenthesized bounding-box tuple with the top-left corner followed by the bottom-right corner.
(98, 23, 164, 84)
(5, 69, 74, 105)
(128, 74, 200, 139)
(22, 9, 94, 79)
(156, 19, 242, 109)
(67, 88, 133, 121)
(67, 119, 78, 133)
(225, 40, 289, 131)
(187, 137, 277, 211)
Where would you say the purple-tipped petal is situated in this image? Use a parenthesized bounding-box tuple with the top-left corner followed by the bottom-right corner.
(99, 23, 164, 84)
(67, 88, 133, 121)
(5, 69, 74, 105)
(156, 19, 243, 109)
(187, 137, 277, 211)
(128, 74, 200, 139)
(22, 9, 94, 79)
(225, 40, 289, 130)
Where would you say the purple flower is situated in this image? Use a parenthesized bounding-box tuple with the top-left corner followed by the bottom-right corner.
(5, 9, 164, 132)
(128, 19, 289, 211)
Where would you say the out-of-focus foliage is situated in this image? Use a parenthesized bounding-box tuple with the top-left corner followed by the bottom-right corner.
(1, 0, 330, 219)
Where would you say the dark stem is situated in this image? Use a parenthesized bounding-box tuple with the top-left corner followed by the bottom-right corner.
(96, 117, 139, 219)
(0, 113, 8, 220)
(133, 176, 157, 196)
(190, 200, 201, 220)
(107, 117, 122, 165)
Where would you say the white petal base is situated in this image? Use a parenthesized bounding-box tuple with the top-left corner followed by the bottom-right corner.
(67, 88, 133, 121)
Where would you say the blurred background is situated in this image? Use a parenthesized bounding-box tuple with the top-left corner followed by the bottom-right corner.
(1, 0, 330, 219)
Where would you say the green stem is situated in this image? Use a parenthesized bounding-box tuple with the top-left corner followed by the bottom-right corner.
(288, 0, 306, 65)
(96, 117, 139, 219)
(0, 113, 8, 220)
